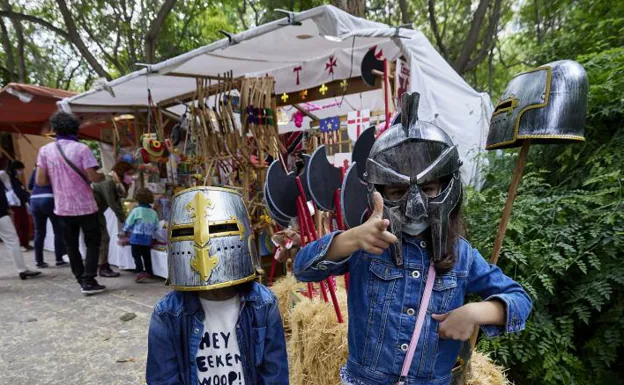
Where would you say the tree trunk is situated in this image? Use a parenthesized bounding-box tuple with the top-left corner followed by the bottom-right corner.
(0, 18, 15, 82)
(534, 0, 542, 44)
(454, 0, 491, 74)
(144, 0, 177, 64)
(427, 0, 448, 59)
(462, 0, 502, 73)
(399, 0, 410, 25)
(1, 0, 26, 82)
(332, 0, 365, 17)
(55, 0, 111, 80)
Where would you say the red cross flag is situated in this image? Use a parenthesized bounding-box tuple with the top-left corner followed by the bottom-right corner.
(347, 109, 371, 141)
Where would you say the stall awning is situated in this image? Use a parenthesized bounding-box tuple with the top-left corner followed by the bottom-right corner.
(62, 5, 492, 184)
(0, 83, 107, 141)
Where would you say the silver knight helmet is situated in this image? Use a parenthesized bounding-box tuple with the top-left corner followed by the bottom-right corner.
(363, 92, 463, 266)
(167, 187, 260, 290)
(486, 59, 588, 150)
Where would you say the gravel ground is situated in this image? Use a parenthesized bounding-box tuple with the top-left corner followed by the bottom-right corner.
(0, 249, 170, 385)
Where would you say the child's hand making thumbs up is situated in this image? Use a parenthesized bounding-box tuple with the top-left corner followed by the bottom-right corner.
(323, 191, 398, 261)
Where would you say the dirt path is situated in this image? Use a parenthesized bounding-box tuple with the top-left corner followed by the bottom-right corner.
(0, 249, 170, 385)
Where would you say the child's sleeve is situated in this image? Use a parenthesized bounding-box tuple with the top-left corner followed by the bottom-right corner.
(294, 231, 351, 282)
(146, 308, 181, 385)
(257, 295, 289, 383)
(122, 209, 136, 233)
(151, 210, 160, 238)
(466, 246, 533, 337)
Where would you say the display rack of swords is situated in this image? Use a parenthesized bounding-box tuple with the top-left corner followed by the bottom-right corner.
(184, 73, 283, 204)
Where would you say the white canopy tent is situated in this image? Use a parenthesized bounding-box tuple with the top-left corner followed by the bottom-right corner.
(60, 5, 492, 184)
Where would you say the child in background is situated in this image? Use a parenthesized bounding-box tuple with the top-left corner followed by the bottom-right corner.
(123, 187, 159, 282)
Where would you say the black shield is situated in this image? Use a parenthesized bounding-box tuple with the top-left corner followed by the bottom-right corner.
(265, 160, 300, 219)
(352, 126, 376, 181)
(306, 145, 342, 212)
(361, 49, 384, 87)
(340, 162, 370, 229)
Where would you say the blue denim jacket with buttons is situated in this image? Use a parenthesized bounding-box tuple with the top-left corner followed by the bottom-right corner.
(294, 232, 532, 385)
(146, 282, 289, 385)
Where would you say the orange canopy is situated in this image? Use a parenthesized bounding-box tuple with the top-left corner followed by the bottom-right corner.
(0, 83, 108, 141)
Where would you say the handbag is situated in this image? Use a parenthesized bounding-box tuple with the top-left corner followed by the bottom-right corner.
(55, 142, 91, 186)
(0, 171, 21, 207)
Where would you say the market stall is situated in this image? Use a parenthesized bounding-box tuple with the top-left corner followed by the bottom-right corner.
(61, 5, 491, 185)
(59, 5, 495, 383)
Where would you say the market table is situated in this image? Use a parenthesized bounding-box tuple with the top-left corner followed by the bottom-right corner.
(44, 209, 169, 278)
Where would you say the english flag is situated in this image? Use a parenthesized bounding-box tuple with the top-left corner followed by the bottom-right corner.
(347, 109, 371, 141)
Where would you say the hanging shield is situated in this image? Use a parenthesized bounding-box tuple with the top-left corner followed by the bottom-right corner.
(299, 154, 312, 201)
(352, 125, 376, 181)
(306, 145, 342, 212)
(361, 49, 384, 87)
(341, 162, 370, 229)
(265, 160, 300, 218)
(264, 183, 291, 228)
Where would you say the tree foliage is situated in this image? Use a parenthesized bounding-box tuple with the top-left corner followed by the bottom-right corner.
(0, 0, 508, 89)
(465, 1, 624, 383)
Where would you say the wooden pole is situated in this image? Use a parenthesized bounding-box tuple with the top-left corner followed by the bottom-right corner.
(464, 139, 532, 382)
(489, 139, 532, 265)
(134, 109, 145, 188)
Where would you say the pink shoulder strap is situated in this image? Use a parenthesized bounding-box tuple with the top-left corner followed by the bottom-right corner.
(397, 264, 437, 385)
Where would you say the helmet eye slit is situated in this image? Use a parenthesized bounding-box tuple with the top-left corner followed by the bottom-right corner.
(208, 223, 240, 234)
(171, 227, 194, 237)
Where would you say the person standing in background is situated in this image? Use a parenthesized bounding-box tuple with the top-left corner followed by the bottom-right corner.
(36, 111, 106, 296)
(28, 166, 68, 268)
(92, 161, 136, 278)
(2, 160, 32, 251)
(0, 179, 41, 280)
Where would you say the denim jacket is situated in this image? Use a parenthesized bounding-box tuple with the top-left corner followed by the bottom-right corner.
(146, 282, 289, 385)
(294, 232, 532, 385)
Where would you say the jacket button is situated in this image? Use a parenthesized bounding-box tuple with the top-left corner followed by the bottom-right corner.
(411, 270, 420, 279)
(194, 328, 200, 334)
(419, 241, 427, 248)
(406, 308, 415, 316)
(400, 343, 409, 352)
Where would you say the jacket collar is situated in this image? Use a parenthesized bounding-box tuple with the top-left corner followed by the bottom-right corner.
(181, 283, 263, 315)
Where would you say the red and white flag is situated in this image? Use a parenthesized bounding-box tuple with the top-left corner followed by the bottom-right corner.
(347, 109, 371, 141)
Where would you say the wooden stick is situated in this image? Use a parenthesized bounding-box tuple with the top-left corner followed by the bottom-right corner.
(373, 69, 395, 79)
(490, 140, 531, 265)
(466, 139, 532, 362)
(292, 104, 321, 121)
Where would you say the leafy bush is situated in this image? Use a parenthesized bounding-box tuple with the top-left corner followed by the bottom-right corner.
(465, 46, 624, 385)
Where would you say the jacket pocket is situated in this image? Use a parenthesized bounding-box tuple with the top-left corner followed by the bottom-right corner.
(252, 326, 266, 367)
(367, 259, 403, 304)
(430, 273, 458, 314)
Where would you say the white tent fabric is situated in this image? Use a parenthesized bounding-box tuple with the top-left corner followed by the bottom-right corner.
(61, 5, 491, 184)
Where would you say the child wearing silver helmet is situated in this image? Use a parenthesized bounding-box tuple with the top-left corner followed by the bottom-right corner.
(147, 187, 288, 385)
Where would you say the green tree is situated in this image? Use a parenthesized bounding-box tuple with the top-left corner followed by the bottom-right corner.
(467, 1, 624, 383)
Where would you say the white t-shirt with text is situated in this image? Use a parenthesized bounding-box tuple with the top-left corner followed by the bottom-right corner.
(196, 295, 246, 385)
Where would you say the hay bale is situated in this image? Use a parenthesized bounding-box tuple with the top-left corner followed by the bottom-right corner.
(468, 351, 511, 385)
(289, 287, 348, 385)
(270, 274, 305, 332)
(284, 282, 510, 385)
